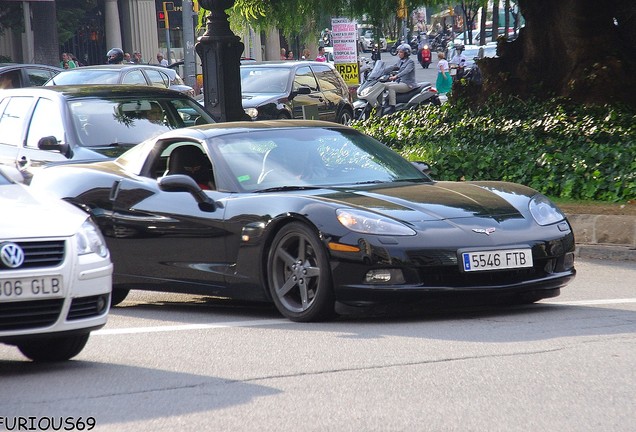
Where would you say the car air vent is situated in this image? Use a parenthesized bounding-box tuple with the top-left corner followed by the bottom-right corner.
(0, 240, 65, 270)
(68, 295, 106, 320)
(0, 299, 63, 331)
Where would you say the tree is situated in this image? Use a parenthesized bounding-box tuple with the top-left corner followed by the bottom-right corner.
(479, 0, 636, 107)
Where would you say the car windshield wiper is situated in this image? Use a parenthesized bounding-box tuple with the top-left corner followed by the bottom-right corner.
(255, 185, 322, 193)
(351, 180, 390, 185)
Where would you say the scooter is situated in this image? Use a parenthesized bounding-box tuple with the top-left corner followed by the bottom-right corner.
(420, 45, 432, 68)
(353, 60, 441, 120)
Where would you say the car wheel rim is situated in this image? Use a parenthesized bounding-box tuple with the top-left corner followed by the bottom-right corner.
(270, 231, 321, 313)
(340, 111, 352, 125)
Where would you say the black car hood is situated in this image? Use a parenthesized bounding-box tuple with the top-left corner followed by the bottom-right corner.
(315, 181, 528, 223)
(242, 93, 285, 108)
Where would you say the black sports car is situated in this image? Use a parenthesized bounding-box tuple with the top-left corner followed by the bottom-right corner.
(30, 121, 576, 321)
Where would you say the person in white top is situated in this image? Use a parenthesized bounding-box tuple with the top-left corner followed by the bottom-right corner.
(156, 52, 169, 66)
(449, 44, 467, 80)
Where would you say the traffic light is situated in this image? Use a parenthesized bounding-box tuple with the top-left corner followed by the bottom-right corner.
(157, 11, 168, 29)
(397, 0, 407, 19)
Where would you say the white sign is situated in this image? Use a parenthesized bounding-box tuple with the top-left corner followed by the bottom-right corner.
(331, 17, 358, 64)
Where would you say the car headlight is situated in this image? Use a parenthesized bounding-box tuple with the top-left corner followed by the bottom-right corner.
(529, 194, 566, 226)
(358, 86, 371, 98)
(336, 209, 416, 236)
(76, 219, 109, 257)
(244, 108, 259, 120)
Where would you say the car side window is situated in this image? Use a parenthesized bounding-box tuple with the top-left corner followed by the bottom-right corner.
(122, 70, 147, 86)
(145, 70, 169, 88)
(0, 70, 21, 89)
(26, 68, 55, 86)
(293, 66, 319, 92)
(312, 65, 339, 93)
(0, 96, 33, 147)
(26, 98, 65, 149)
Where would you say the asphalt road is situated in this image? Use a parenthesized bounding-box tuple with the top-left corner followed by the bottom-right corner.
(1, 257, 634, 431)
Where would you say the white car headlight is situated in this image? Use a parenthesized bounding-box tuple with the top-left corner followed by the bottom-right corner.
(529, 194, 566, 226)
(76, 219, 109, 257)
(244, 108, 259, 119)
(336, 209, 416, 236)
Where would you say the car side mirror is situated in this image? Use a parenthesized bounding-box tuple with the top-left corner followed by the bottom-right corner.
(292, 86, 311, 97)
(38, 136, 71, 158)
(158, 174, 217, 212)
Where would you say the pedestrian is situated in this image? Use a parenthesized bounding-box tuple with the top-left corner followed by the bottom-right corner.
(315, 46, 327, 62)
(435, 51, 452, 94)
(124, 52, 132, 63)
(280, 48, 287, 60)
(301, 48, 310, 60)
(156, 52, 168, 66)
(132, 51, 143, 64)
(69, 53, 83, 67)
(382, 43, 417, 115)
(287, 51, 294, 60)
(60, 53, 77, 69)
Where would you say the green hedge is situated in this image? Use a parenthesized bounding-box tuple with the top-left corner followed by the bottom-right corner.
(352, 97, 636, 202)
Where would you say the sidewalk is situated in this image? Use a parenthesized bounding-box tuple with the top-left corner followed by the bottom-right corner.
(567, 213, 636, 262)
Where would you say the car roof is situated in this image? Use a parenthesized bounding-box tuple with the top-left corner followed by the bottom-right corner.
(156, 119, 350, 141)
(0, 63, 62, 72)
(59, 64, 178, 76)
(241, 61, 336, 69)
(0, 84, 189, 98)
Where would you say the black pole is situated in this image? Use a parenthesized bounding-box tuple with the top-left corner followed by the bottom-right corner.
(195, 0, 250, 122)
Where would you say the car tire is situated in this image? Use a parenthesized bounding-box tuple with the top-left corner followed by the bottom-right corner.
(337, 108, 353, 125)
(17, 334, 90, 362)
(110, 287, 130, 306)
(266, 222, 335, 322)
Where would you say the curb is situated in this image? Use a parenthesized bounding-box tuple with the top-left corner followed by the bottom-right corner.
(568, 214, 636, 262)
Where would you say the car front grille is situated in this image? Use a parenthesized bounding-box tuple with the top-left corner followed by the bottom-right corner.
(0, 240, 66, 270)
(0, 299, 64, 331)
(67, 295, 108, 320)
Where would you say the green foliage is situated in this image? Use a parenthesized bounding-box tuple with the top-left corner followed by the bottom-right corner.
(352, 97, 636, 202)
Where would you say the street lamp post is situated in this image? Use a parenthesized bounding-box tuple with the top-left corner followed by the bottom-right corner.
(195, 0, 249, 122)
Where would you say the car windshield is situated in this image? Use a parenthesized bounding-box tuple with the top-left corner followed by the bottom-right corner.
(213, 127, 430, 192)
(241, 67, 289, 93)
(48, 70, 121, 85)
(68, 96, 214, 147)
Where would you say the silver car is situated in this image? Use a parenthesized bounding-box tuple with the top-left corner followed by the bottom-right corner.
(0, 166, 112, 362)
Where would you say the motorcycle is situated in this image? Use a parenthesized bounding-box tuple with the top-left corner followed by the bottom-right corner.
(389, 38, 405, 56)
(353, 60, 441, 120)
(419, 44, 432, 68)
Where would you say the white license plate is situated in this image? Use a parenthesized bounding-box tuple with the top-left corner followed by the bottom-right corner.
(0, 276, 63, 300)
(462, 249, 533, 272)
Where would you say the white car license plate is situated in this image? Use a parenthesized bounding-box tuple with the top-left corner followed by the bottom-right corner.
(0, 276, 63, 300)
(462, 249, 533, 272)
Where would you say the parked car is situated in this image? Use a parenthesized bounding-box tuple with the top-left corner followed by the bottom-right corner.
(240, 61, 353, 124)
(357, 27, 388, 52)
(0, 166, 112, 362)
(29, 121, 576, 322)
(0, 85, 215, 183)
(0, 63, 62, 89)
(45, 64, 195, 96)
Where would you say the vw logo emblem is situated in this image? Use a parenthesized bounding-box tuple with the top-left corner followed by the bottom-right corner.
(0, 242, 25, 268)
(472, 227, 496, 236)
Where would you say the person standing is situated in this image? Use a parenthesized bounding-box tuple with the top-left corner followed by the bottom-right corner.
(60, 53, 77, 69)
(315, 46, 327, 62)
(382, 43, 417, 115)
(156, 52, 168, 66)
(280, 48, 287, 60)
(435, 51, 452, 94)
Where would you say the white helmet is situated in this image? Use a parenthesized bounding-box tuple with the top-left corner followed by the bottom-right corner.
(397, 43, 411, 56)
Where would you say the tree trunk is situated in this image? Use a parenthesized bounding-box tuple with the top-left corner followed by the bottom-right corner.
(478, 0, 636, 106)
(31, 1, 59, 66)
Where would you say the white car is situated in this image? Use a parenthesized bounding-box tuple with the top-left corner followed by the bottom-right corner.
(0, 167, 112, 362)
